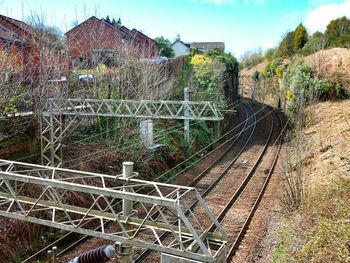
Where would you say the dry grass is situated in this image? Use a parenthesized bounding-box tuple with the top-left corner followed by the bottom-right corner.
(273, 99, 350, 262)
(303, 100, 350, 186)
(240, 61, 268, 77)
(304, 48, 350, 86)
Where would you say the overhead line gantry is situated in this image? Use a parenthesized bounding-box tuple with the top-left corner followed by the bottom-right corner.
(41, 97, 224, 167)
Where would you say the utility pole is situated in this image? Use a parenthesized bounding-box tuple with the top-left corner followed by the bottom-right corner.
(122, 161, 134, 263)
(184, 87, 190, 142)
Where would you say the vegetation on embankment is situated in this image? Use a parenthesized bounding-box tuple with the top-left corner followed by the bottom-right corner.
(241, 16, 350, 71)
(240, 16, 350, 109)
(273, 100, 350, 262)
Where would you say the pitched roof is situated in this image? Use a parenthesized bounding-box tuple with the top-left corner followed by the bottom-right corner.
(172, 40, 191, 48)
(131, 28, 156, 43)
(0, 14, 37, 37)
(120, 25, 132, 35)
(0, 24, 26, 43)
(65, 16, 100, 35)
(100, 18, 127, 37)
(65, 16, 155, 44)
(191, 42, 225, 50)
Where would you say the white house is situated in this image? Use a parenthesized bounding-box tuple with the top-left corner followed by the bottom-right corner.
(172, 35, 225, 58)
(172, 39, 191, 58)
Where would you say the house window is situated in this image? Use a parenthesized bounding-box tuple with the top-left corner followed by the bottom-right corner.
(5, 43, 11, 54)
(72, 58, 81, 68)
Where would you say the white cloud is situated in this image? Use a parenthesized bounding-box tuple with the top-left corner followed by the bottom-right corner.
(305, 0, 350, 33)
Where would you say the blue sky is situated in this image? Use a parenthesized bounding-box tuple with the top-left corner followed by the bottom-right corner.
(1, 0, 350, 58)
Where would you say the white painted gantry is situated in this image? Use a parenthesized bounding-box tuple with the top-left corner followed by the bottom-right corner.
(0, 159, 227, 262)
(41, 98, 224, 167)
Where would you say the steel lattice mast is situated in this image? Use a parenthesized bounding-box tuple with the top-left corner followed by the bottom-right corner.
(0, 159, 227, 262)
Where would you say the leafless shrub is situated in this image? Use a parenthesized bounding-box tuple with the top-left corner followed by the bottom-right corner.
(281, 130, 306, 213)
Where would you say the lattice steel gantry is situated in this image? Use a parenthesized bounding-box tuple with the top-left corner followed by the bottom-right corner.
(41, 98, 224, 167)
(0, 159, 227, 262)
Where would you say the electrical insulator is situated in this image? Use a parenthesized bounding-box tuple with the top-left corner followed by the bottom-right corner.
(69, 245, 115, 263)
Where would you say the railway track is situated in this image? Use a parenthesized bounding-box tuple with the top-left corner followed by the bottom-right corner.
(23, 100, 283, 263)
(213, 109, 284, 262)
(132, 102, 258, 262)
(136, 103, 278, 263)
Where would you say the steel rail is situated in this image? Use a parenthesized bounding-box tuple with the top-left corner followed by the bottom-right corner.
(208, 106, 276, 234)
(226, 110, 285, 261)
(136, 103, 254, 224)
(133, 103, 258, 262)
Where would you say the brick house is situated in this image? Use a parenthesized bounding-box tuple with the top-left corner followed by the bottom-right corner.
(65, 16, 158, 68)
(0, 14, 68, 82)
(0, 22, 26, 81)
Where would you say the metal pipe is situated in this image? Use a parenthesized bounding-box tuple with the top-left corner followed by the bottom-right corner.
(184, 87, 190, 142)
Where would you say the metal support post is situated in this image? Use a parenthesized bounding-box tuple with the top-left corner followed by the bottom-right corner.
(49, 115, 55, 167)
(52, 246, 57, 263)
(122, 161, 134, 263)
(184, 87, 190, 142)
(299, 88, 305, 128)
(252, 79, 256, 102)
(47, 249, 52, 263)
(262, 79, 266, 103)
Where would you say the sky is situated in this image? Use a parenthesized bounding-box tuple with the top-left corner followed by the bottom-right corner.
(1, 0, 350, 58)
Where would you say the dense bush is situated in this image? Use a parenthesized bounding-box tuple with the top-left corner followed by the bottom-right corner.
(328, 33, 350, 48)
(264, 47, 279, 62)
(282, 62, 347, 107)
(293, 24, 308, 52)
(189, 50, 239, 105)
(301, 31, 325, 56)
(279, 31, 295, 57)
(190, 54, 224, 92)
(325, 16, 350, 40)
(262, 58, 283, 78)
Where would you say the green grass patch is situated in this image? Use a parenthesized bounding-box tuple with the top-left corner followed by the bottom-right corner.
(274, 178, 350, 262)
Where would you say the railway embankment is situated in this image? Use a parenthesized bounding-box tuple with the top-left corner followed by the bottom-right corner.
(244, 100, 350, 263)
